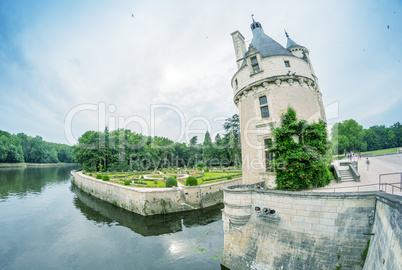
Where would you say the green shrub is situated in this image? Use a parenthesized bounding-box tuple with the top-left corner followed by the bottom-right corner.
(124, 180, 131, 185)
(89, 173, 93, 176)
(96, 174, 102, 179)
(271, 107, 332, 190)
(227, 176, 233, 180)
(186, 176, 197, 186)
(102, 175, 110, 181)
(166, 177, 178, 187)
(205, 167, 209, 172)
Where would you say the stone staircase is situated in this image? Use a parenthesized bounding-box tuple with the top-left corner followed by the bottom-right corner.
(338, 168, 355, 182)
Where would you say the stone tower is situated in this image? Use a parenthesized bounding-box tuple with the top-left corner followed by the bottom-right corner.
(231, 18, 326, 187)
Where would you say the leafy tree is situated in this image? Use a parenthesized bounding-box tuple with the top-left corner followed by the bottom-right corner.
(0, 131, 24, 163)
(331, 119, 364, 154)
(391, 122, 402, 147)
(331, 120, 401, 154)
(202, 131, 215, 165)
(223, 114, 241, 166)
(189, 136, 198, 147)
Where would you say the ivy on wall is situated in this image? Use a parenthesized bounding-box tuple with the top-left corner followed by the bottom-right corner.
(270, 108, 332, 190)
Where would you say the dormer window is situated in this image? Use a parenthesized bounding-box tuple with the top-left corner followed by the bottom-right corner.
(259, 96, 269, 118)
(251, 57, 260, 73)
(284, 60, 290, 67)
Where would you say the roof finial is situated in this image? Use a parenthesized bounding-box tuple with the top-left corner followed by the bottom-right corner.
(251, 14, 255, 23)
(284, 29, 289, 38)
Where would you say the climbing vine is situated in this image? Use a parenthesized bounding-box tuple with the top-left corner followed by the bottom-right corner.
(270, 107, 333, 190)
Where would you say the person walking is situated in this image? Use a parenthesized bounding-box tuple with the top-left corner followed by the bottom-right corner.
(366, 158, 370, 171)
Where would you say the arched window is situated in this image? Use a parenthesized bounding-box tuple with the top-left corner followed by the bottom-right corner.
(259, 96, 269, 118)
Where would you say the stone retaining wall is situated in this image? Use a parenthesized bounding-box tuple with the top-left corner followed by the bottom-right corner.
(221, 186, 401, 270)
(363, 194, 401, 270)
(71, 171, 241, 216)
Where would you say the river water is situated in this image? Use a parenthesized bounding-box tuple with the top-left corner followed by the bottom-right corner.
(0, 166, 224, 269)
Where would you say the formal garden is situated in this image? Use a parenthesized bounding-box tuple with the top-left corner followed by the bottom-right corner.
(82, 167, 242, 188)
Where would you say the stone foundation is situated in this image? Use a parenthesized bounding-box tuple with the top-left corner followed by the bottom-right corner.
(221, 185, 401, 270)
(70, 170, 242, 216)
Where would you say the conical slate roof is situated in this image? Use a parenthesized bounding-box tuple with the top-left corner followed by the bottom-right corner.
(286, 37, 299, 49)
(248, 21, 292, 58)
(285, 31, 304, 49)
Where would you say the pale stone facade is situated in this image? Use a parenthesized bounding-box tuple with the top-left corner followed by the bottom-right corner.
(231, 20, 326, 185)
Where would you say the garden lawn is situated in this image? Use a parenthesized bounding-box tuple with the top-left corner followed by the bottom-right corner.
(362, 148, 399, 155)
(143, 180, 166, 186)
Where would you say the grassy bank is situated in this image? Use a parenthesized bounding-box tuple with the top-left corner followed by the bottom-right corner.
(361, 148, 399, 155)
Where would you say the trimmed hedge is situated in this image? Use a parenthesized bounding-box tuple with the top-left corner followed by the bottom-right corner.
(186, 176, 197, 186)
(102, 175, 110, 181)
(166, 177, 178, 188)
(96, 174, 102, 179)
(124, 180, 131, 185)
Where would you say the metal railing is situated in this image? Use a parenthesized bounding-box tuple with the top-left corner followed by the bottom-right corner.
(314, 172, 402, 195)
(315, 182, 401, 194)
(379, 172, 402, 193)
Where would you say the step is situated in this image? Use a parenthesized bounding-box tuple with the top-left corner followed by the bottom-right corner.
(339, 172, 353, 176)
(341, 179, 356, 182)
(341, 176, 355, 180)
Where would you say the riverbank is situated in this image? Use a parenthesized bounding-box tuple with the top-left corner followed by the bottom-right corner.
(0, 163, 80, 168)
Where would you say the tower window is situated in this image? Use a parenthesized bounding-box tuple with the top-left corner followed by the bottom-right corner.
(251, 57, 260, 73)
(235, 79, 238, 88)
(284, 61, 290, 67)
(259, 96, 269, 118)
(264, 139, 273, 171)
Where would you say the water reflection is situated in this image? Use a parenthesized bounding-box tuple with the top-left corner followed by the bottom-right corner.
(71, 183, 223, 236)
(0, 165, 80, 200)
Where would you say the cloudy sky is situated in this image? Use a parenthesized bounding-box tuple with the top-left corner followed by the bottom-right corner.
(1, 0, 401, 145)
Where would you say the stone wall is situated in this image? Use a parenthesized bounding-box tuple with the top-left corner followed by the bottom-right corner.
(221, 186, 401, 270)
(71, 171, 241, 216)
(232, 55, 315, 94)
(182, 178, 243, 209)
(363, 194, 402, 270)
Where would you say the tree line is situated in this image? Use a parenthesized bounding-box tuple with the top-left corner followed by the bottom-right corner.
(73, 115, 241, 172)
(331, 120, 402, 154)
(0, 130, 75, 163)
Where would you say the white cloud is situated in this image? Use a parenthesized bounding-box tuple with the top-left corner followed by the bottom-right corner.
(0, 0, 401, 144)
